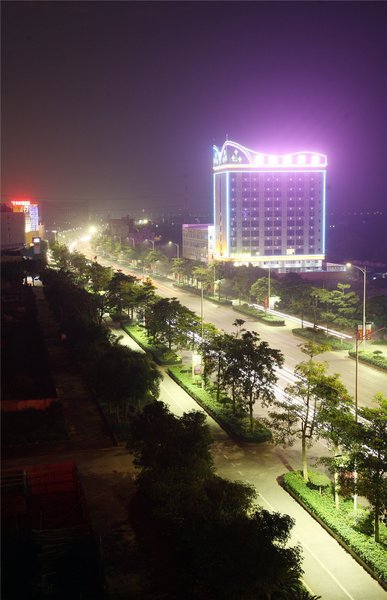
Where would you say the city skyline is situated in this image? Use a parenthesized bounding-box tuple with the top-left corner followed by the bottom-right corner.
(2, 1, 387, 218)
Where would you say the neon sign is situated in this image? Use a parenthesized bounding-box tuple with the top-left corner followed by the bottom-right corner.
(11, 199, 31, 206)
(213, 141, 327, 170)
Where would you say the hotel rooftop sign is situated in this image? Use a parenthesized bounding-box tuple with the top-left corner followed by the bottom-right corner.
(213, 140, 327, 171)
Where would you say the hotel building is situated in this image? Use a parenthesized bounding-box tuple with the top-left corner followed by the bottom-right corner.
(213, 140, 327, 272)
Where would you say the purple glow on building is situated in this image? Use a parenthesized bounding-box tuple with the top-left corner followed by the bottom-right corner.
(213, 141, 327, 272)
(213, 140, 327, 171)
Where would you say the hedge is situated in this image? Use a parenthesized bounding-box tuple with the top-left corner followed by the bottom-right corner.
(348, 350, 387, 372)
(174, 284, 232, 305)
(168, 366, 272, 443)
(283, 471, 387, 587)
(122, 324, 182, 365)
(232, 304, 285, 326)
(292, 327, 353, 350)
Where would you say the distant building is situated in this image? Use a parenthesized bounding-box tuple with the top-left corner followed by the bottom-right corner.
(1, 205, 25, 250)
(182, 224, 214, 263)
(11, 199, 40, 233)
(213, 140, 327, 272)
(107, 216, 135, 241)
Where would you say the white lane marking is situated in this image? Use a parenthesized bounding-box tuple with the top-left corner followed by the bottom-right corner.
(237, 470, 244, 477)
(159, 380, 186, 412)
(257, 490, 355, 600)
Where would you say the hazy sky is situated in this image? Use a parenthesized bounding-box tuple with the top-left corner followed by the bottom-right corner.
(2, 1, 386, 217)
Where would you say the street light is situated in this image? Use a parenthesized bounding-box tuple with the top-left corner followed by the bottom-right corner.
(268, 266, 271, 312)
(201, 284, 204, 339)
(346, 262, 367, 423)
(168, 241, 179, 258)
(346, 263, 366, 351)
(169, 241, 180, 283)
(145, 239, 155, 250)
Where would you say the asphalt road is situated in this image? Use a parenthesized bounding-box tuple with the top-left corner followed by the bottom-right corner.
(119, 267, 387, 408)
(114, 326, 387, 600)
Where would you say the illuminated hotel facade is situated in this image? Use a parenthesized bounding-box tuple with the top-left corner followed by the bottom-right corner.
(213, 141, 327, 272)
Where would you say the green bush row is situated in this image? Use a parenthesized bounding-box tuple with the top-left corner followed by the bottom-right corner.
(123, 324, 182, 365)
(348, 350, 387, 372)
(233, 304, 285, 326)
(283, 471, 387, 585)
(174, 284, 233, 305)
(292, 327, 353, 350)
(168, 366, 272, 443)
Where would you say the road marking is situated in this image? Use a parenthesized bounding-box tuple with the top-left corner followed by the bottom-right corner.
(257, 490, 355, 600)
(160, 381, 186, 412)
(223, 454, 229, 460)
(237, 470, 244, 476)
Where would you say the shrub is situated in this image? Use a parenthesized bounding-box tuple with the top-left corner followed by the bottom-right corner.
(168, 366, 272, 443)
(292, 327, 353, 350)
(348, 350, 387, 371)
(283, 471, 387, 584)
(233, 304, 285, 326)
(123, 324, 182, 365)
(307, 470, 331, 494)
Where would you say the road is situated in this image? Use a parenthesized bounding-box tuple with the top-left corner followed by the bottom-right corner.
(114, 325, 387, 600)
(102, 254, 386, 408)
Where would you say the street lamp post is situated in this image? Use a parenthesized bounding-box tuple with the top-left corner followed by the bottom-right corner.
(169, 241, 180, 283)
(346, 262, 367, 423)
(346, 263, 366, 351)
(145, 239, 155, 250)
(268, 266, 271, 312)
(128, 237, 135, 248)
(169, 241, 179, 258)
(201, 285, 204, 339)
(346, 263, 367, 515)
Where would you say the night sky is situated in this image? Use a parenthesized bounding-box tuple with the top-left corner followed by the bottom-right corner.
(2, 1, 387, 217)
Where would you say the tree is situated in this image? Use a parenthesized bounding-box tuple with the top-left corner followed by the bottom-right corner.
(346, 393, 387, 542)
(367, 295, 387, 330)
(94, 345, 161, 419)
(143, 249, 165, 273)
(316, 376, 354, 508)
(329, 283, 359, 336)
(192, 265, 212, 290)
(171, 258, 190, 283)
(250, 276, 280, 306)
(232, 330, 284, 431)
(146, 297, 195, 351)
(127, 402, 305, 600)
(68, 251, 90, 286)
(87, 262, 113, 294)
(311, 287, 332, 332)
(127, 401, 215, 481)
(233, 265, 253, 303)
(201, 331, 232, 401)
(107, 271, 139, 316)
(266, 342, 330, 481)
(50, 242, 72, 270)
